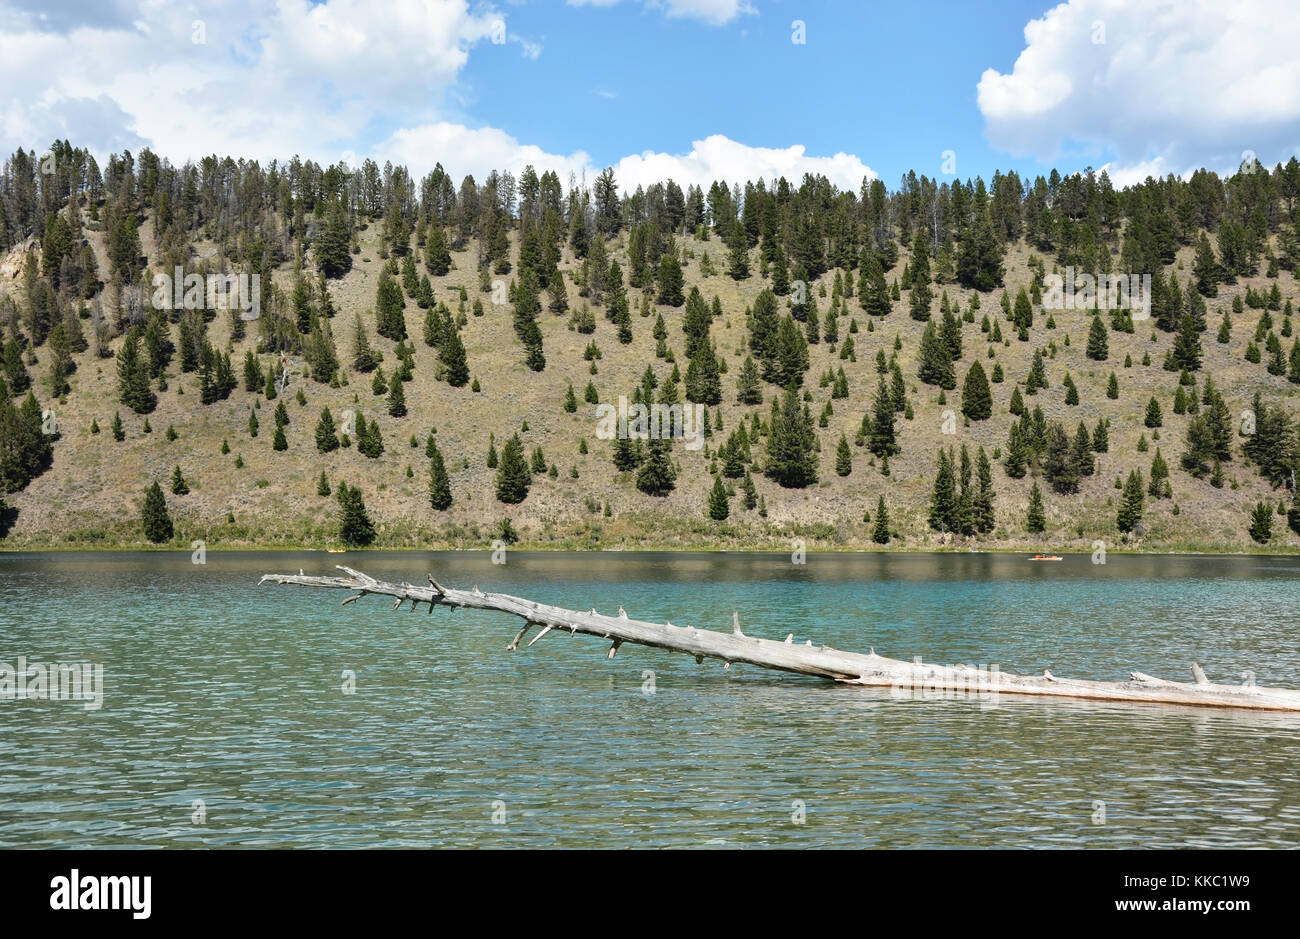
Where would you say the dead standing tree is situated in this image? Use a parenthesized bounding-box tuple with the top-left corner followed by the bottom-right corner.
(259, 566, 1300, 713)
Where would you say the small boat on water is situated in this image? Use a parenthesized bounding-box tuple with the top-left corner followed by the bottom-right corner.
(1029, 554, 1063, 561)
(326, 548, 347, 554)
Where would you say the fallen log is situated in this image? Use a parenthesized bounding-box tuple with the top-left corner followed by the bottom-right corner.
(259, 566, 1300, 713)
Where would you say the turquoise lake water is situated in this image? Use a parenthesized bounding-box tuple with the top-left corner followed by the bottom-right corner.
(1, 550, 1297, 848)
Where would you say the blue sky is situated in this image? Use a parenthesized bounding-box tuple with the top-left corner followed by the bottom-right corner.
(457, 0, 1058, 185)
(1, 0, 1297, 193)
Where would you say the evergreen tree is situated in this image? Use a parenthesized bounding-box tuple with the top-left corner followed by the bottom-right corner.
(317, 471, 331, 496)
(272, 424, 288, 451)
(1193, 232, 1219, 297)
(928, 448, 959, 533)
(440, 328, 469, 387)
(169, 465, 189, 495)
(1117, 470, 1145, 533)
(387, 375, 407, 416)
(1003, 422, 1028, 478)
(111, 411, 125, 441)
(116, 329, 156, 414)
(961, 361, 992, 420)
(315, 408, 340, 452)
(657, 253, 685, 306)
(428, 441, 452, 511)
(707, 475, 730, 520)
(1144, 396, 1163, 428)
(871, 496, 891, 544)
(869, 377, 899, 456)
(918, 320, 956, 388)
(835, 434, 852, 476)
(1026, 482, 1046, 533)
(736, 355, 763, 404)
(764, 385, 818, 488)
(1086, 315, 1109, 361)
(726, 220, 750, 280)
(316, 199, 353, 278)
(973, 446, 996, 533)
(141, 481, 173, 543)
(495, 434, 531, 504)
(636, 438, 677, 495)
(336, 482, 376, 546)
(1249, 501, 1274, 543)
(1044, 423, 1080, 493)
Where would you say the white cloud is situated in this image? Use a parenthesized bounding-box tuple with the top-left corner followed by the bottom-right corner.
(977, 0, 1300, 175)
(0, 0, 870, 200)
(372, 127, 874, 193)
(613, 135, 875, 193)
(0, 0, 504, 162)
(567, 0, 755, 27)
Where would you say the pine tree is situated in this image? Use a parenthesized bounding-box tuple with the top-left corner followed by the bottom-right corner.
(764, 385, 818, 488)
(961, 361, 992, 420)
(869, 377, 898, 456)
(111, 411, 125, 441)
(495, 434, 531, 504)
(835, 434, 852, 477)
(1144, 396, 1163, 428)
(315, 408, 340, 452)
(316, 199, 353, 278)
(1193, 232, 1219, 297)
(1086, 315, 1109, 360)
(707, 475, 730, 520)
(141, 481, 173, 543)
(170, 465, 189, 495)
(657, 253, 685, 306)
(726, 220, 750, 280)
(736, 356, 763, 404)
(918, 320, 955, 388)
(636, 438, 677, 495)
(428, 441, 452, 511)
(872, 496, 891, 544)
(387, 376, 407, 417)
(272, 424, 288, 451)
(1026, 482, 1046, 533)
(317, 471, 331, 496)
(1117, 470, 1145, 533)
(1249, 501, 1273, 543)
(1106, 372, 1119, 399)
(973, 446, 996, 533)
(440, 328, 469, 387)
(116, 329, 156, 414)
(1003, 422, 1028, 478)
(1044, 423, 1079, 493)
(336, 482, 376, 546)
(928, 449, 958, 533)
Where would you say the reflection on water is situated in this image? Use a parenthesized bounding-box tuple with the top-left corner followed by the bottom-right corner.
(0, 550, 1297, 848)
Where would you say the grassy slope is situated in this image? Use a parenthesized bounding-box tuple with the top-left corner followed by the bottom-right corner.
(3, 216, 1299, 553)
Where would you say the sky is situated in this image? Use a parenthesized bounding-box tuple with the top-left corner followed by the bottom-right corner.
(1, 0, 1297, 194)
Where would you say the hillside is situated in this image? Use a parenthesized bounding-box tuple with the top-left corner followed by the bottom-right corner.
(1, 158, 1299, 553)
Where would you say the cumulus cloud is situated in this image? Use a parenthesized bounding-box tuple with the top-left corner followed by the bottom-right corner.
(613, 135, 875, 192)
(0, 0, 869, 198)
(371, 127, 874, 193)
(977, 0, 1300, 176)
(0, 0, 504, 162)
(567, 0, 755, 27)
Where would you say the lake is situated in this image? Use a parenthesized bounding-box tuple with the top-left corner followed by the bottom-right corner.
(1, 550, 1297, 848)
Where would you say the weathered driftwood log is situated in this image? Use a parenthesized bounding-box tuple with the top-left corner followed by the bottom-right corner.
(259, 566, 1300, 713)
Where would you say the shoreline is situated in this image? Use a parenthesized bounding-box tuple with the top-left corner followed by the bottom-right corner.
(2, 542, 1297, 557)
